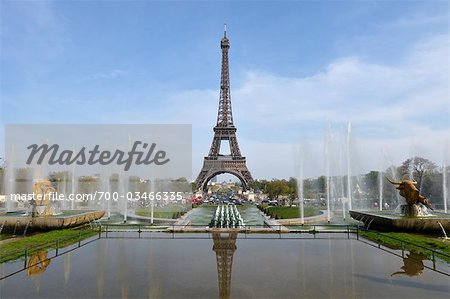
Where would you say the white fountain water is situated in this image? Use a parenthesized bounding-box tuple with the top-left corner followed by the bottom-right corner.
(70, 169, 76, 211)
(210, 205, 244, 228)
(102, 142, 112, 218)
(299, 173, 305, 225)
(147, 165, 155, 225)
(88, 179, 97, 211)
(388, 165, 400, 208)
(378, 170, 383, 211)
(437, 222, 449, 241)
(150, 179, 154, 224)
(338, 131, 346, 220)
(296, 145, 305, 225)
(5, 167, 15, 212)
(380, 149, 389, 211)
(346, 121, 352, 211)
(409, 156, 416, 180)
(443, 165, 448, 214)
(119, 175, 129, 223)
(121, 137, 134, 223)
(60, 174, 67, 213)
(322, 123, 357, 221)
(324, 127, 332, 222)
(101, 175, 110, 217)
(5, 144, 17, 212)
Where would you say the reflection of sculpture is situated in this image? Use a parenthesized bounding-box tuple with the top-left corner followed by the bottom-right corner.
(27, 251, 51, 276)
(32, 180, 56, 216)
(212, 230, 238, 299)
(391, 252, 426, 277)
(387, 179, 433, 216)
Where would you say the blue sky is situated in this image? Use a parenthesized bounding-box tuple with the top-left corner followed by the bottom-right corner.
(1, 1, 449, 179)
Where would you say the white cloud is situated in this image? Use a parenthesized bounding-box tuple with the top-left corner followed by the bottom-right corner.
(231, 34, 448, 131)
(159, 34, 449, 179)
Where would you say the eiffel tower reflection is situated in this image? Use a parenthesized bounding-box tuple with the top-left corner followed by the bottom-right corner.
(212, 230, 238, 299)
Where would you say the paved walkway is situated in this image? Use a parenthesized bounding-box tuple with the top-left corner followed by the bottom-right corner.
(258, 210, 290, 232)
(277, 210, 331, 225)
(172, 209, 193, 227)
(124, 209, 177, 223)
(122, 208, 330, 233)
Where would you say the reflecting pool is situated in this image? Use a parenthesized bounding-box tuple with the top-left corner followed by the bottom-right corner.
(1, 233, 449, 299)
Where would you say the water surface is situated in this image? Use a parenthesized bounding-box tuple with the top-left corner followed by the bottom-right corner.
(1, 233, 449, 299)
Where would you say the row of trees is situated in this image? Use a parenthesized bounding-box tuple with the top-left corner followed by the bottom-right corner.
(0, 156, 447, 208)
(251, 157, 448, 207)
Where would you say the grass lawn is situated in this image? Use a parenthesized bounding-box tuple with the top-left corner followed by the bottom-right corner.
(135, 204, 189, 219)
(261, 206, 321, 219)
(0, 228, 98, 263)
(360, 231, 450, 263)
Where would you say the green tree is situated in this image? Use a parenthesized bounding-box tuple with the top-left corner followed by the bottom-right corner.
(421, 171, 442, 204)
(303, 179, 315, 199)
(364, 171, 380, 200)
(400, 157, 437, 192)
(252, 179, 268, 192)
(287, 177, 297, 206)
(266, 179, 290, 200)
(190, 181, 197, 192)
(317, 176, 326, 194)
(78, 175, 99, 195)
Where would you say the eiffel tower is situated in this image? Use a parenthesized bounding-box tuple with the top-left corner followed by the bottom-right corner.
(212, 230, 238, 299)
(195, 26, 254, 192)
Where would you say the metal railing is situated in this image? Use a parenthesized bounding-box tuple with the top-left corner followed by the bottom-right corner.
(357, 228, 450, 272)
(2, 223, 449, 280)
(99, 223, 361, 240)
(0, 228, 101, 280)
